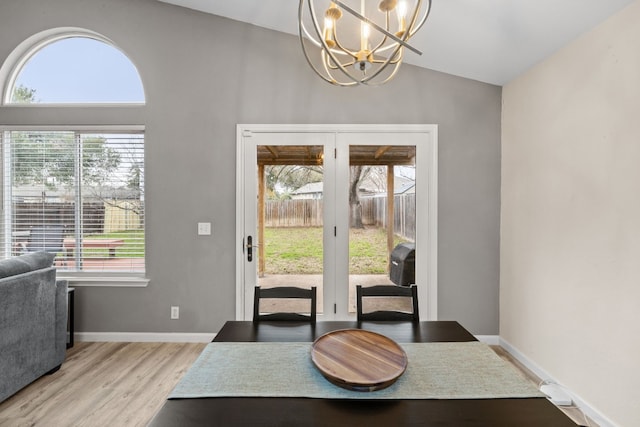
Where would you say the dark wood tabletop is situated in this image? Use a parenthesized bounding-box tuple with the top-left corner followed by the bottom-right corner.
(149, 320, 577, 427)
(213, 320, 478, 343)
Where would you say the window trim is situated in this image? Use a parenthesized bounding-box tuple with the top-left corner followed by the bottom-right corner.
(58, 273, 149, 287)
(0, 27, 146, 106)
(1, 125, 147, 287)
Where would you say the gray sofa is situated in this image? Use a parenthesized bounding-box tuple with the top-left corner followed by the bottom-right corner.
(0, 252, 68, 403)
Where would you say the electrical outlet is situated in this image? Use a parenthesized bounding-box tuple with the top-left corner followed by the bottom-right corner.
(170, 306, 179, 319)
(540, 384, 572, 406)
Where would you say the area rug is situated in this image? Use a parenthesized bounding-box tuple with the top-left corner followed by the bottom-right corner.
(169, 341, 543, 400)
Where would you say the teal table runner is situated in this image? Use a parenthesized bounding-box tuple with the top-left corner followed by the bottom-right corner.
(170, 341, 543, 400)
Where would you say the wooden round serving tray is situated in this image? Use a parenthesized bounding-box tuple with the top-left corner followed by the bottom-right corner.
(311, 329, 408, 392)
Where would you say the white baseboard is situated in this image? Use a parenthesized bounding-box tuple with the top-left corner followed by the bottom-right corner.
(75, 332, 215, 343)
(475, 335, 500, 345)
(499, 337, 619, 427)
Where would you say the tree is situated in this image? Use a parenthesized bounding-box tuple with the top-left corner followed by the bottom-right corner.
(349, 165, 370, 229)
(11, 84, 38, 103)
(82, 137, 121, 186)
(11, 132, 120, 191)
(127, 163, 142, 191)
(349, 166, 396, 229)
(265, 165, 323, 199)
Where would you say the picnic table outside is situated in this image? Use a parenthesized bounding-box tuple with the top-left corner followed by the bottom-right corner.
(63, 238, 125, 258)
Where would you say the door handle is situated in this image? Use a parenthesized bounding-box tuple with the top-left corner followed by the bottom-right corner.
(246, 236, 253, 262)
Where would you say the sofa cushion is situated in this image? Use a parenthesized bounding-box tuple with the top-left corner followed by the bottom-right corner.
(0, 252, 56, 279)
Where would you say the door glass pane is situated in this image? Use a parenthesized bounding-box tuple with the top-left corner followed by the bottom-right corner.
(348, 145, 416, 314)
(256, 145, 324, 315)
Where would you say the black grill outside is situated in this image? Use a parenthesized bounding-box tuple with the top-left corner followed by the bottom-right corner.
(389, 242, 415, 286)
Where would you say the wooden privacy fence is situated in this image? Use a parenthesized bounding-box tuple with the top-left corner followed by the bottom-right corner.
(264, 199, 323, 227)
(265, 194, 416, 240)
(103, 201, 143, 233)
(13, 202, 105, 234)
(360, 194, 416, 240)
(12, 201, 143, 234)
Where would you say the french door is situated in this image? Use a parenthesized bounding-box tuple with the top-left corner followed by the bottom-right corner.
(236, 124, 438, 320)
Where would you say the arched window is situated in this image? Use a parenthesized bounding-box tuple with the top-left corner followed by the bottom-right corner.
(1, 30, 146, 282)
(5, 34, 144, 104)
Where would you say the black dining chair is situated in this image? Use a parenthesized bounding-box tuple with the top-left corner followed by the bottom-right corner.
(253, 286, 317, 322)
(356, 284, 419, 322)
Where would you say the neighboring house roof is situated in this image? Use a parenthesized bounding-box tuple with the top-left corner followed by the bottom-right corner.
(291, 182, 323, 196)
(359, 174, 415, 195)
(395, 178, 415, 194)
(291, 176, 415, 197)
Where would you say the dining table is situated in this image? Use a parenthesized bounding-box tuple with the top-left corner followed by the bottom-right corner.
(149, 320, 578, 426)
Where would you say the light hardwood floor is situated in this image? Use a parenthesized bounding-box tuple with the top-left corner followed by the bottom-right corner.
(0, 342, 205, 427)
(0, 342, 595, 427)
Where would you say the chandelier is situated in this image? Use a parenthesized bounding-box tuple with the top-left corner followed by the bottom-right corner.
(298, 0, 432, 86)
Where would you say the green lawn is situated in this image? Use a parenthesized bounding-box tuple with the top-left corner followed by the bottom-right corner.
(79, 226, 406, 267)
(263, 226, 409, 274)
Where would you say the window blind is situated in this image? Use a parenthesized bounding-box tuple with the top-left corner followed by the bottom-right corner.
(1, 130, 145, 274)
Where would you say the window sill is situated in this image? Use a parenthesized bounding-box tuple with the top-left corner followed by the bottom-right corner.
(57, 275, 149, 287)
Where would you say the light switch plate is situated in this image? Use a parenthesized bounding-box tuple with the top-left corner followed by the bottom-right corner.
(198, 222, 211, 235)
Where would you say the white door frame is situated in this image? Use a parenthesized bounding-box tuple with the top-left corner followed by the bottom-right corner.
(236, 124, 438, 320)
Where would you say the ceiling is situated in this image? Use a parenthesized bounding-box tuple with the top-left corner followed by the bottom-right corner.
(157, 0, 634, 86)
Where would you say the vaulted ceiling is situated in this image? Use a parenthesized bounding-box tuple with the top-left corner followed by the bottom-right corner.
(157, 0, 635, 85)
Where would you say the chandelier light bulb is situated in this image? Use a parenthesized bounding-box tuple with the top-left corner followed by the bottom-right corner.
(361, 22, 370, 50)
(397, 1, 407, 35)
(324, 17, 336, 48)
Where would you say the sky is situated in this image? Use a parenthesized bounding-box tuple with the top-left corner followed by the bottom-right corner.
(14, 37, 145, 103)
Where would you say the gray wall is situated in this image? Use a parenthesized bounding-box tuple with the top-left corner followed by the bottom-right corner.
(0, 0, 501, 335)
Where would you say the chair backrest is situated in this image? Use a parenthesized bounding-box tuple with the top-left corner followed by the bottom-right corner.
(356, 284, 419, 322)
(253, 286, 317, 322)
(26, 226, 64, 254)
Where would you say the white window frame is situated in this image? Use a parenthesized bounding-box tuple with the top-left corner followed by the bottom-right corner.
(0, 27, 145, 106)
(1, 125, 148, 287)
